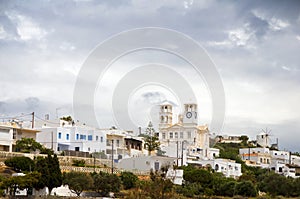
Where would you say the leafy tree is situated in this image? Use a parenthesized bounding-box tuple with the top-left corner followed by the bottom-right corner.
(120, 171, 138, 190)
(4, 156, 34, 172)
(46, 154, 62, 194)
(15, 138, 43, 153)
(235, 180, 257, 197)
(15, 138, 53, 154)
(220, 180, 236, 197)
(211, 172, 235, 196)
(142, 170, 173, 199)
(183, 166, 213, 186)
(34, 154, 62, 194)
(239, 135, 249, 146)
(92, 172, 121, 196)
(144, 135, 160, 156)
(175, 182, 203, 198)
(63, 172, 93, 196)
(258, 172, 292, 197)
(1, 172, 40, 196)
(60, 115, 73, 122)
(143, 122, 160, 156)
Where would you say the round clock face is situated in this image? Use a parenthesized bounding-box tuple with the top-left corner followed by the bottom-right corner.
(186, 112, 192, 119)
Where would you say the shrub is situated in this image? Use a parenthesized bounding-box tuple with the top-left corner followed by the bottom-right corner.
(120, 172, 138, 190)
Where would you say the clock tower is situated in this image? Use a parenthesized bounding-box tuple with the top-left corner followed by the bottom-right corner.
(183, 103, 198, 125)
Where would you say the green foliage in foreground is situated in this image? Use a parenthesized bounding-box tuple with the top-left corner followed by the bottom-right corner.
(4, 156, 34, 173)
(63, 171, 93, 196)
(120, 171, 138, 190)
(92, 171, 121, 196)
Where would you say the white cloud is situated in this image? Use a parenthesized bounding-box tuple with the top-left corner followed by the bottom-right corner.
(282, 66, 291, 71)
(207, 40, 232, 48)
(269, 17, 290, 31)
(6, 12, 47, 41)
(252, 9, 290, 31)
(296, 35, 300, 41)
(59, 42, 76, 51)
(228, 25, 254, 47)
(0, 25, 7, 40)
(208, 24, 255, 49)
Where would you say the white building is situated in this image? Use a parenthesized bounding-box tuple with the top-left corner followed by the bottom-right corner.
(117, 156, 176, 172)
(239, 147, 271, 168)
(187, 158, 242, 179)
(256, 132, 271, 148)
(0, 122, 39, 152)
(158, 103, 219, 165)
(291, 155, 300, 165)
(36, 120, 106, 154)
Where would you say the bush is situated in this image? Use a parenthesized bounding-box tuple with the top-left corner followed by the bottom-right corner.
(120, 172, 138, 190)
(4, 156, 34, 172)
(72, 159, 85, 167)
(63, 172, 93, 196)
(235, 180, 257, 197)
(92, 172, 121, 196)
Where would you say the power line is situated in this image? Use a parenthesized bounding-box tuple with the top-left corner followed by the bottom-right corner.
(34, 115, 60, 125)
(0, 113, 33, 120)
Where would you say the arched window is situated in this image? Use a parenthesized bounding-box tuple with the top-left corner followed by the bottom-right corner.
(215, 164, 219, 171)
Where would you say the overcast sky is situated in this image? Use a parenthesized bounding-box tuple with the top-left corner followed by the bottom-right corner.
(0, 0, 300, 151)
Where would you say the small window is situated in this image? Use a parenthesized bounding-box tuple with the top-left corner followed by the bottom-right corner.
(80, 134, 86, 140)
(76, 134, 79, 140)
(88, 135, 93, 141)
(175, 132, 178, 138)
(100, 136, 103, 142)
(66, 134, 69, 140)
(162, 133, 166, 139)
(58, 132, 62, 139)
(169, 132, 173, 139)
(116, 140, 120, 147)
(96, 136, 98, 141)
(180, 132, 183, 138)
(187, 131, 191, 139)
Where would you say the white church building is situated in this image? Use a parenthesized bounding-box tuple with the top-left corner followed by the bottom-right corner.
(158, 103, 219, 166)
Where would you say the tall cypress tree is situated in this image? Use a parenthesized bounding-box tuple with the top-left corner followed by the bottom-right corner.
(34, 154, 62, 194)
(46, 154, 62, 194)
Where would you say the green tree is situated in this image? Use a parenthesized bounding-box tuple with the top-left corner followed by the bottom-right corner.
(4, 156, 34, 173)
(60, 115, 73, 122)
(235, 180, 257, 197)
(15, 138, 43, 153)
(15, 138, 53, 154)
(183, 166, 213, 186)
(63, 172, 93, 196)
(239, 135, 249, 146)
(92, 172, 121, 196)
(142, 170, 173, 199)
(258, 172, 292, 197)
(220, 181, 236, 197)
(120, 171, 138, 190)
(34, 154, 62, 194)
(144, 135, 160, 156)
(1, 172, 40, 196)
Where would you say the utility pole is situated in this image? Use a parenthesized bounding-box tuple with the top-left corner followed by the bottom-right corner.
(111, 140, 114, 174)
(176, 141, 179, 166)
(51, 131, 53, 150)
(94, 150, 96, 172)
(181, 141, 184, 166)
(31, 112, 34, 128)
